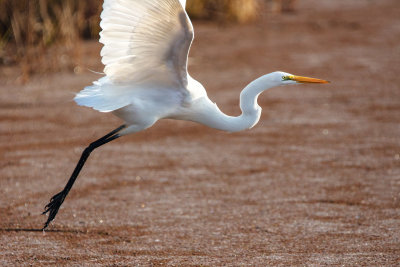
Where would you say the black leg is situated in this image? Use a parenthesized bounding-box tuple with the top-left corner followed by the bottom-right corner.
(42, 124, 126, 230)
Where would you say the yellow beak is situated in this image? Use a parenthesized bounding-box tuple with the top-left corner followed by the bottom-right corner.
(290, 75, 330, 84)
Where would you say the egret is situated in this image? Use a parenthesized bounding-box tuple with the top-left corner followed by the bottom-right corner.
(42, 0, 329, 230)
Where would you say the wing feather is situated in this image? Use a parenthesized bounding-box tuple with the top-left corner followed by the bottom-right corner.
(99, 0, 193, 87)
(75, 0, 194, 112)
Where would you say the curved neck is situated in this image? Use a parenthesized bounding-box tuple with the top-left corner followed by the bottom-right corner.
(189, 74, 278, 132)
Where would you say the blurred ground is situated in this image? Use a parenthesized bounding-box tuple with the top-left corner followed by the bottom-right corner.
(1, 0, 399, 265)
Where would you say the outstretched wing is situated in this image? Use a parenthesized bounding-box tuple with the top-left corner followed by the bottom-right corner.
(100, 0, 193, 87)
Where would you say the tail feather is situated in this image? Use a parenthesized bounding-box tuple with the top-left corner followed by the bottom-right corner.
(74, 77, 131, 112)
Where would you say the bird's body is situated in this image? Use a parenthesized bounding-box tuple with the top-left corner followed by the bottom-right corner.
(42, 0, 328, 229)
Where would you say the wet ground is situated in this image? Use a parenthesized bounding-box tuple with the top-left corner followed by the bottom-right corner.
(1, 0, 399, 265)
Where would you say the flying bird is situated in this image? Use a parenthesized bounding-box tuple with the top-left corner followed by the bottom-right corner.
(42, 0, 329, 229)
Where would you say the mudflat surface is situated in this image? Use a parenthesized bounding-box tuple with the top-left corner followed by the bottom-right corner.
(1, 0, 399, 265)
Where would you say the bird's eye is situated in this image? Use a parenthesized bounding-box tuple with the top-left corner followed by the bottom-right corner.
(282, 76, 291, 81)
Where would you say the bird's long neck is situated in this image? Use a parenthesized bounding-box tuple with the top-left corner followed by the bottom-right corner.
(189, 75, 277, 133)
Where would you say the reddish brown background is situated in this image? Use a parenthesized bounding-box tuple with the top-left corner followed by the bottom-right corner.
(1, 0, 399, 265)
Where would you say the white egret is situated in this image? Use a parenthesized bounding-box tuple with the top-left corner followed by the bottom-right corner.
(42, 0, 329, 229)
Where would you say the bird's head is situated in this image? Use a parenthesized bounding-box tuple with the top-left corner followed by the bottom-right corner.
(244, 71, 330, 98)
(275, 71, 330, 85)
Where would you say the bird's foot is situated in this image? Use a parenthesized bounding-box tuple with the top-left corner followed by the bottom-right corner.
(42, 190, 66, 230)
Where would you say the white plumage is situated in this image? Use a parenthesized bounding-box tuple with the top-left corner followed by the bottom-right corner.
(42, 0, 328, 230)
(75, 0, 195, 114)
(74, 0, 328, 135)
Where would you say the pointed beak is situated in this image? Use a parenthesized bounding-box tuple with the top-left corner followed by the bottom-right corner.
(290, 75, 330, 84)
